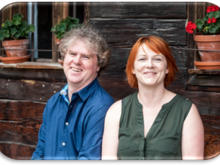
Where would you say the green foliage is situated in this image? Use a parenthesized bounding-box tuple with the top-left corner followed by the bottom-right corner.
(196, 10, 220, 35)
(51, 16, 82, 39)
(0, 13, 35, 41)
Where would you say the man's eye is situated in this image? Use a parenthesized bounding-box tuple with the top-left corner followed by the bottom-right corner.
(70, 53, 76, 56)
(82, 55, 89, 59)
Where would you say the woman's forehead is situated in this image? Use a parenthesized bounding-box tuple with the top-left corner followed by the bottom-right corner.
(138, 44, 161, 56)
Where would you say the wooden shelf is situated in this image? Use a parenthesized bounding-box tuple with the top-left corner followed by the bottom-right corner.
(188, 69, 220, 75)
(0, 62, 63, 70)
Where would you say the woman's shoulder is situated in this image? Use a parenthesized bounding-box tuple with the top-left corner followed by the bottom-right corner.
(107, 100, 122, 114)
(105, 100, 122, 124)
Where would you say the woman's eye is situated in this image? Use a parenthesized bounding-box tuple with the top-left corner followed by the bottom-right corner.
(138, 58, 146, 61)
(154, 58, 162, 61)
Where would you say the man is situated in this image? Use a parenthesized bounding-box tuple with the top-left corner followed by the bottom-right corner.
(31, 25, 114, 160)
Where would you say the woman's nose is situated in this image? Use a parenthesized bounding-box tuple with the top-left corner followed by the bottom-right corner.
(146, 59, 153, 68)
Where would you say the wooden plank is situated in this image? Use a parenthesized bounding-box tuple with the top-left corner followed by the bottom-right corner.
(177, 90, 220, 116)
(0, 143, 35, 160)
(0, 100, 44, 159)
(201, 115, 220, 159)
(89, 2, 187, 19)
(0, 68, 66, 82)
(0, 78, 66, 102)
(0, 100, 45, 121)
(188, 69, 220, 75)
(187, 75, 220, 86)
(0, 62, 63, 69)
(186, 85, 220, 92)
(89, 19, 186, 47)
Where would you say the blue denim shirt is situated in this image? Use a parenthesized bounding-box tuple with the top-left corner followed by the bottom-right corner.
(31, 78, 114, 160)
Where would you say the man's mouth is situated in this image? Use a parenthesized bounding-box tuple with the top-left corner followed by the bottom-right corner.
(71, 67, 82, 72)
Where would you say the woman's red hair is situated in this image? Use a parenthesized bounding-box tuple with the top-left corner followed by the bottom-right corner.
(125, 36, 179, 88)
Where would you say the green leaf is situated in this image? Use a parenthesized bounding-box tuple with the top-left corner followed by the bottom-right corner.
(57, 24, 66, 33)
(214, 11, 220, 18)
(196, 19, 204, 31)
(209, 24, 219, 34)
(11, 27, 17, 35)
(202, 16, 208, 22)
(206, 12, 214, 18)
(12, 17, 22, 26)
(216, 19, 220, 27)
(14, 31, 22, 39)
(0, 35, 4, 41)
(28, 25, 35, 32)
(13, 13, 24, 19)
(3, 20, 12, 27)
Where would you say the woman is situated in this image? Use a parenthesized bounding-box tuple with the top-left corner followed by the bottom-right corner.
(102, 36, 204, 160)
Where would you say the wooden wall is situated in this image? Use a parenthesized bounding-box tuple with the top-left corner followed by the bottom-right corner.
(0, 2, 220, 160)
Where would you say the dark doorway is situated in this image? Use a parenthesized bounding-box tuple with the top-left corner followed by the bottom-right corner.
(37, 2, 52, 59)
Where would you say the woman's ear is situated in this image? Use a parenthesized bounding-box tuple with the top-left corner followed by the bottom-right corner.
(132, 68, 135, 74)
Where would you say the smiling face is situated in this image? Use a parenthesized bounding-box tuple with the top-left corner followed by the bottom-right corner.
(63, 40, 100, 91)
(132, 44, 169, 88)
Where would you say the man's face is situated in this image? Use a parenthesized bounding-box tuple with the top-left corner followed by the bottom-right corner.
(63, 40, 100, 90)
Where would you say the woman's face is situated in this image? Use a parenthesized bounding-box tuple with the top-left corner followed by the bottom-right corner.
(132, 44, 169, 88)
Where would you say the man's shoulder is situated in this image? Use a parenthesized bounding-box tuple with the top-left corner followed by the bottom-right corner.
(91, 85, 115, 105)
(47, 92, 61, 102)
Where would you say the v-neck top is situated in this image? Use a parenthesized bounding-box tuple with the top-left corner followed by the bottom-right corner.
(117, 92, 192, 160)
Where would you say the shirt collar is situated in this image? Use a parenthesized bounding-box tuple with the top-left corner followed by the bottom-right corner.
(60, 78, 99, 104)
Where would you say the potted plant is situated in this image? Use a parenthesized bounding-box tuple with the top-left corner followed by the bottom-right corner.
(0, 13, 35, 63)
(51, 16, 82, 65)
(186, 5, 220, 69)
(51, 16, 82, 44)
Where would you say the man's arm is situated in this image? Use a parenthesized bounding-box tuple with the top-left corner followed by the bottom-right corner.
(76, 105, 110, 160)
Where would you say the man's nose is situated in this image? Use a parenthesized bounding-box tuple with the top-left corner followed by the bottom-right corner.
(73, 55, 81, 64)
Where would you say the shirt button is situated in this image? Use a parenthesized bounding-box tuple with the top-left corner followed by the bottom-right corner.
(62, 142, 66, 146)
(65, 122, 69, 125)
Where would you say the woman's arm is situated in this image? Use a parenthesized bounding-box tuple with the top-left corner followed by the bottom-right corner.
(102, 100, 122, 160)
(182, 103, 204, 160)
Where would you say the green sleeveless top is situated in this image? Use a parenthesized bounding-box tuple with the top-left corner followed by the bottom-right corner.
(117, 92, 192, 160)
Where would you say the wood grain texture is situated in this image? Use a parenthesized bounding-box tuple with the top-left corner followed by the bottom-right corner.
(0, 68, 66, 82)
(0, 100, 45, 159)
(90, 19, 186, 47)
(89, 2, 187, 19)
(202, 115, 220, 159)
(0, 78, 66, 102)
(177, 90, 220, 116)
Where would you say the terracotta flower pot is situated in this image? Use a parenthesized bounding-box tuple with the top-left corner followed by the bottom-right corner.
(193, 34, 220, 62)
(2, 39, 29, 57)
(55, 37, 61, 45)
(55, 37, 64, 66)
(194, 61, 220, 70)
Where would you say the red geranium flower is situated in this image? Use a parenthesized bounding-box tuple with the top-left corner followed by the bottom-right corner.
(186, 21, 197, 34)
(207, 5, 220, 13)
(212, 17, 217, 23)
(207, 18, 212, 24)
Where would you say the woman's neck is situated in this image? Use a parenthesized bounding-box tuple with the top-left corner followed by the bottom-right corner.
(137, 83, 168, 109)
